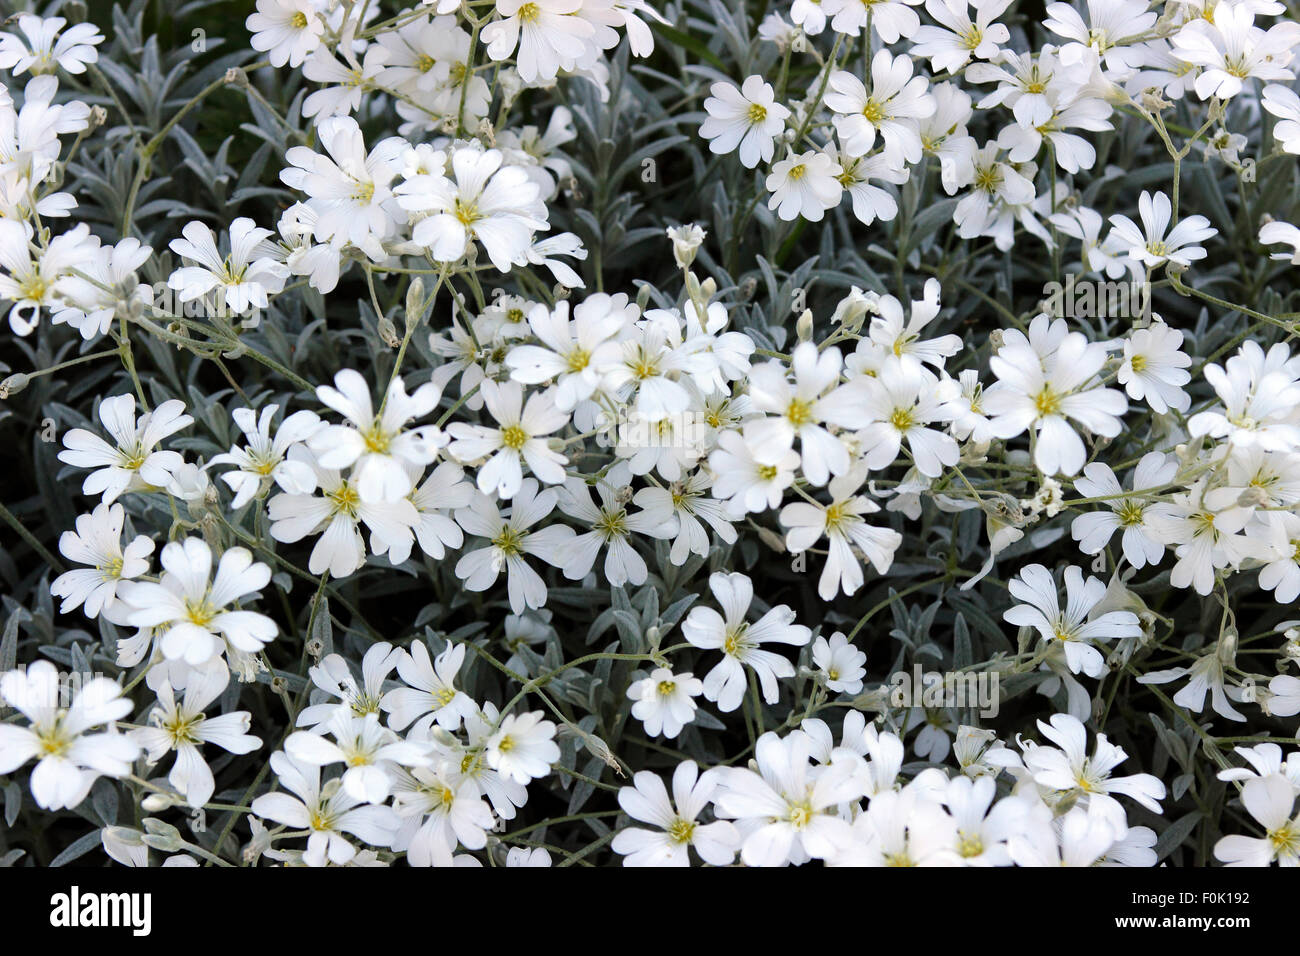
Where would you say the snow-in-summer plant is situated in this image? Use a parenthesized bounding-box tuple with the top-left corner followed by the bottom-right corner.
(0, 0, 1298, 869)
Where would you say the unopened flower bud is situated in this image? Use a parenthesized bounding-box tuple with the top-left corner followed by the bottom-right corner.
(0, 373, 29, 398)
(140, 793, 175, 812)
(405, 277, 425, 331)
(795, 309, 814, 342)
(141, 818, 185, 852)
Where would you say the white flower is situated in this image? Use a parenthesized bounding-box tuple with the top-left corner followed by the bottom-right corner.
(1153, 478, 1266, 595)
(707, 426, 801, 514)
(280, 116, 407, 261)
(296, 642, 402, 727)
(382, 641, 478, 733)
(406, 462, 474, 561)
(0, 662, 136, 810)
(133, 666, 262, 808)
(167, 217, 288, 315)
(50, 237, 152, 340)
(1262, 84, 1300, 155)
(1070, 454, 1178, 569)
(0, 220, 96, 335)
(1008, 802, 1124, 867)
(505, 294, 633, 410)
(601, 310, 694, 421)
(1022, 714, 1165, 833)
(995, 86, 1113, 174)
(778, 468, 903, 600)
(1171, 3, 1299, 100)
(50, 502, 154, 618)
(447, 379, 569, 499)
(812, 632, 867, 694)
(1044, 0, 1155, 76)
(627, 668, 703, 739)
(713, 730, 865, 866)
(765, 149, 844, 222)
(941, 775, 1020, 865)
(910, 0, 1012, 73)
(747, 342, 851, 486)
(1260, 220, 1300, 264)
(666, 223, 707, 268)
(118, 538, 278, 668)
(825, 0, 924, 43)
(481, 0, 596, 84)
(825, 51, 935, 163)
(486, 710, 560, 784)
(828, 782, 958, 866)
(1215, 774, 1300, 866)
(310, 369, 445, 503)
(453, 479, 575, 614)
(829, 364, 958, 477)
(0, 15, 103, 75)
(831, 147, 910, 225)
(396, 146, 546, 272)
(58, 394, 193, 503)
(1107, 190, 1216, 268)
(553, 462, 674, 586)
(1119, 321, 1192, 414)
(251, 751, 400, 867)
(245, 0, 324, 68)
(633, 470, 737, 566)
(301, 43, 391, 121)
(209, 405, 323, 509)
(1188, 341, 1300, 452)
(1139, 654, 1246, 722)
(953, 143, 1036, 241)
(612, 761, 739, 866)
(267, 446, 419, 579)
(698, 75, 790, 169)
(682, 571, 811, 712)
(1258, 512, 1300, 604)
(286, 710, 430, 804)
(983, 330, 1127, 477)
(391, 765, 495, 867)
(1004, 564, 1142, 677)
(505, 846, 552, 866)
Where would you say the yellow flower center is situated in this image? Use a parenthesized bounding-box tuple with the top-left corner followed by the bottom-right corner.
(361, 423, 391, 454)
(493, 526, 524, 555)
(454, 198, 480, 227)
(328, 482, 361, 519)
(566, 347, 591, 372)
(1033, 387, 1062, 417)
(184, 598, 218, 628)
(501, 424, 529, 450)
(786, 397, 814, 427)
(667, 817, 696, 843)
(957, 832, 985, 858)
